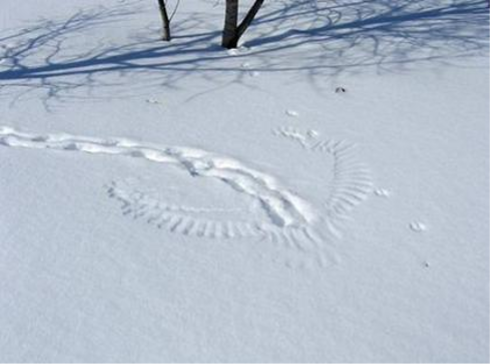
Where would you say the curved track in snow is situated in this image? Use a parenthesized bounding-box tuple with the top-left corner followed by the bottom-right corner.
(0, 125, 372, 267)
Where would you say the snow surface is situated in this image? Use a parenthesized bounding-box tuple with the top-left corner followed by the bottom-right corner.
(0, 0, 488, 362)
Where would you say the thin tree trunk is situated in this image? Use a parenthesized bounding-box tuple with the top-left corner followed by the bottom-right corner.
(157, 0, 171, 41)
(236, 0, 264, 41)
(222, 0, 264, 49)
(222, 0, 239, 48)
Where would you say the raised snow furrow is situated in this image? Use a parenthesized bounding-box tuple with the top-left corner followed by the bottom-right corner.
(0, 126, 317, 230)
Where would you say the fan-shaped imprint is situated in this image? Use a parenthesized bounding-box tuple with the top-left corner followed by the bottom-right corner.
(273, 127, 373, 236)
(0, 125, 372, 267)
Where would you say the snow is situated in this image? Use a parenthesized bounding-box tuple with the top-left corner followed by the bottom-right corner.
(0, 0, 488, 362)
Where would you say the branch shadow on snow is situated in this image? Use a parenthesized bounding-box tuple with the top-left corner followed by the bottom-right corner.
(0, 0, 487, 108)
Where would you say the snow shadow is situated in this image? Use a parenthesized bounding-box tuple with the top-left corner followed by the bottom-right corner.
(0, 0, 487, 107)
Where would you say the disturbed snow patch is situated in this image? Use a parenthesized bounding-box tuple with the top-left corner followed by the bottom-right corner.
(1, 125, 372, 268)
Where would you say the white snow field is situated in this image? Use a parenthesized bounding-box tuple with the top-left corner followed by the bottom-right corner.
(0, 0, 488, 362)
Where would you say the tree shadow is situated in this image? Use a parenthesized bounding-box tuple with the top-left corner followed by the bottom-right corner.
(0, 0, 487, 109)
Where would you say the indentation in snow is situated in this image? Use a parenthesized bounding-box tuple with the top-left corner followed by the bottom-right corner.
(409, 221, 427, 232)
(0, 125, 372, 268)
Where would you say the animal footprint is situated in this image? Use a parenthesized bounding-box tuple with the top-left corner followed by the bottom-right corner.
(146, 98, 163, 105)
(409, 221, 427, 232)
(374, 188, 391, 198)
(286, 110, 299, 117)
(272, 126, 319, 148)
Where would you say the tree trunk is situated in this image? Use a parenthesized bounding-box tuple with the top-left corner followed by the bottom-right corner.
(222, 0, 264, 49)
(222, 0, 239, 48)
(236, 0, 264, 41)
(157, 0, 171, 41)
